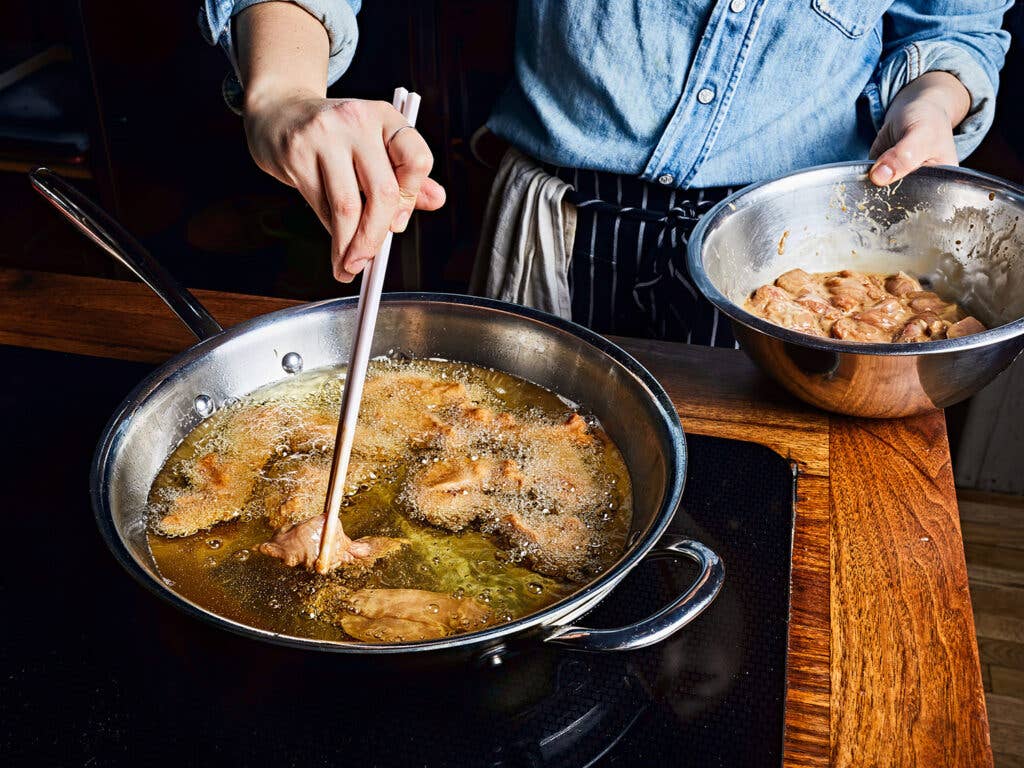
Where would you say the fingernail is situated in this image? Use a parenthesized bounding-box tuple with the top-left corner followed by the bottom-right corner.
(392, 210, 412, 232)
(872, 164, 894, 184)
(348, 259, 368, 274)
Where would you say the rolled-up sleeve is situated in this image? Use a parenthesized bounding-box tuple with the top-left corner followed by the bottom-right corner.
(199, 0, 360, 102)
(863, 0, 1012, 159)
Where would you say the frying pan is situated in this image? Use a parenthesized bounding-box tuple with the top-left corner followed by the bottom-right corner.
(30, 167, 724, 656)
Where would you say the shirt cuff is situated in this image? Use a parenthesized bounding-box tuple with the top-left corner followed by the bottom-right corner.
(198, 0, 359, 112)
(863, 39, 997, 161)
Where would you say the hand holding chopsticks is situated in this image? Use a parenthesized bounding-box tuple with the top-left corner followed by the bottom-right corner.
(315, 87, 421, 574)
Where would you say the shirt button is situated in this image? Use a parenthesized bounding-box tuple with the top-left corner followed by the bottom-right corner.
(657, 174, 674, 186)
(730, 0, 746, 12)
(697, 88, 716, 104)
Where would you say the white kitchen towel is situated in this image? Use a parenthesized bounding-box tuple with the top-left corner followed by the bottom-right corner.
(470, 147, 576, 319)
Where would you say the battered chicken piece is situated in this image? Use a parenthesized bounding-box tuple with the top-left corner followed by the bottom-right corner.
(907, 291, 951, 315)
(752, 291, 825, 336)
(353, 371, 471, 457)
(406, 456, 526, 531)
(831, 316, 890, 342)
(258, 513, 404, 571)
(793, 289, 842, 323)
(745, 268, 986, 343)
(947, 316, 987, 339)
(854, 298, 909, 333)
(406, 456, 497, 530)
(490, 512, 591, 578)
(158, 404, 304, 536)
(884, 271, 922, 297)
(157, 454, 256, 536)
(748, 285, 793, 313)
(310, 586, 491, 643)
(774, 268, 816, 295)
(825, 271, 886, 311)
(895, 312, 948, 343)
(261, 458, 376, 529)
(561, 413, 601, 446)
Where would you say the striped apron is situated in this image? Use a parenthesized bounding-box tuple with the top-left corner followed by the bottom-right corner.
(548, 165, 737, 348)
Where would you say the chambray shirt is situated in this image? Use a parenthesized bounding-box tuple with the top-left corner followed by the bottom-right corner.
(200, 0, 1011, 189)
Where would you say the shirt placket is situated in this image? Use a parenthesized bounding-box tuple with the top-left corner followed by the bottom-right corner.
(642, 0, 766, 188)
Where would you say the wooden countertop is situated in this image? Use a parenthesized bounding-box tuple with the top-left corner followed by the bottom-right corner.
(0, 268, 992, 768)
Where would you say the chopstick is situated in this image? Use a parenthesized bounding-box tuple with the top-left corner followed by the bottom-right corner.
(315, 86, 421, 574)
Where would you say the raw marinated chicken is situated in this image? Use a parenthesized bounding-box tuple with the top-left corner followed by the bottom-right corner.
(309, 586, 491, 642)
(745, 268, 986, 343)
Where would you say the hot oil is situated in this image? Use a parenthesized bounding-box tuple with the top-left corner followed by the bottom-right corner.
(147, 359, 633, 642)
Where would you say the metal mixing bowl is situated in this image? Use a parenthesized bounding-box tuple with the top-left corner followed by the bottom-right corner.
(686, 162, 1024, 418)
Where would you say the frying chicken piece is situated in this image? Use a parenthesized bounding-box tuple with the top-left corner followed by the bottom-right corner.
(258, 513, 404, 571)
(158, 404, 300, 536)
(261, 458, 377, 529)
(352, 371, 472, 458)
(157, 454, 257, 536)
(561, 413, 601, 446)
(461, 405, 517, 430)
(947, 316, 987, 339)
(406, 456, 497, 530)
(774, 268, 816, 295)
(489, 512, 591, 578)
(310, 586, 492, 642)
(854, 298, 909, 333)
(831, 316, 890, 342)
(406, 456, 526, 531)
(884, 271, 922, 297)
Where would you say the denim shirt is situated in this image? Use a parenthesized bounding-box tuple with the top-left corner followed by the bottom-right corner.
(200, 0, 1011, 189)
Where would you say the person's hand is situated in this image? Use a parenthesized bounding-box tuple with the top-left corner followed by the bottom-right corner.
(244, 91, 446, 282)
(869, 71, 971, 187)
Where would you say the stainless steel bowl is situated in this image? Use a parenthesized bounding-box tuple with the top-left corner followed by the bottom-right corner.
(687, 162, 1024, 418)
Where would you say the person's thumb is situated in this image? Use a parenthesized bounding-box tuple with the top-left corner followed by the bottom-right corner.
(869, 123, 943, 186)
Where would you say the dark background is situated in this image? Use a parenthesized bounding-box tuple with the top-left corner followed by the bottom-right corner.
(0, 0, 517, 298)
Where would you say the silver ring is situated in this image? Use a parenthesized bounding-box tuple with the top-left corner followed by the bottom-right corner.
(386, 124, 413, 150)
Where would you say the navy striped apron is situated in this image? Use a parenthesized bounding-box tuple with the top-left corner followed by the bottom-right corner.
(548, 166, 736, 348)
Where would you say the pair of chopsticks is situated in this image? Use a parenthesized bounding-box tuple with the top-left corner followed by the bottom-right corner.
(316, 87, 421, 574)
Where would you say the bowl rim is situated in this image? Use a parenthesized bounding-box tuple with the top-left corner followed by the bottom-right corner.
(686, 161, 1024, 356)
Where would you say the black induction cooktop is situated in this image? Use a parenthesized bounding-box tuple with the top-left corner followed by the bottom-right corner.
(0, 345, 796, 768)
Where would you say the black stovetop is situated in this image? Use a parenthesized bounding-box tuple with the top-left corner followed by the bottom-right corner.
(0, 345, 796, 768)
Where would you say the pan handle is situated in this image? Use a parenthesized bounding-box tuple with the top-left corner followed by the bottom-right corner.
(542, 535, 724, 652)
(29, 167, 223, 341)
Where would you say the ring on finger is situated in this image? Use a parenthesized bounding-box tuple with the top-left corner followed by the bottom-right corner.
(386, 124, 413, 150)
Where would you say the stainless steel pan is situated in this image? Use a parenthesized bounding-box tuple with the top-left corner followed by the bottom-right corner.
(31, 168, 724, 656)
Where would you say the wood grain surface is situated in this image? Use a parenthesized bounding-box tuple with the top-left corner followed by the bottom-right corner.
(830, 415, 991, 768)
(0, 268, 993, 767)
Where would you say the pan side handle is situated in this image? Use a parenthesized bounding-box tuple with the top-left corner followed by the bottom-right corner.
(542, 535, 724, 652)
(29, 167, 223, 341)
